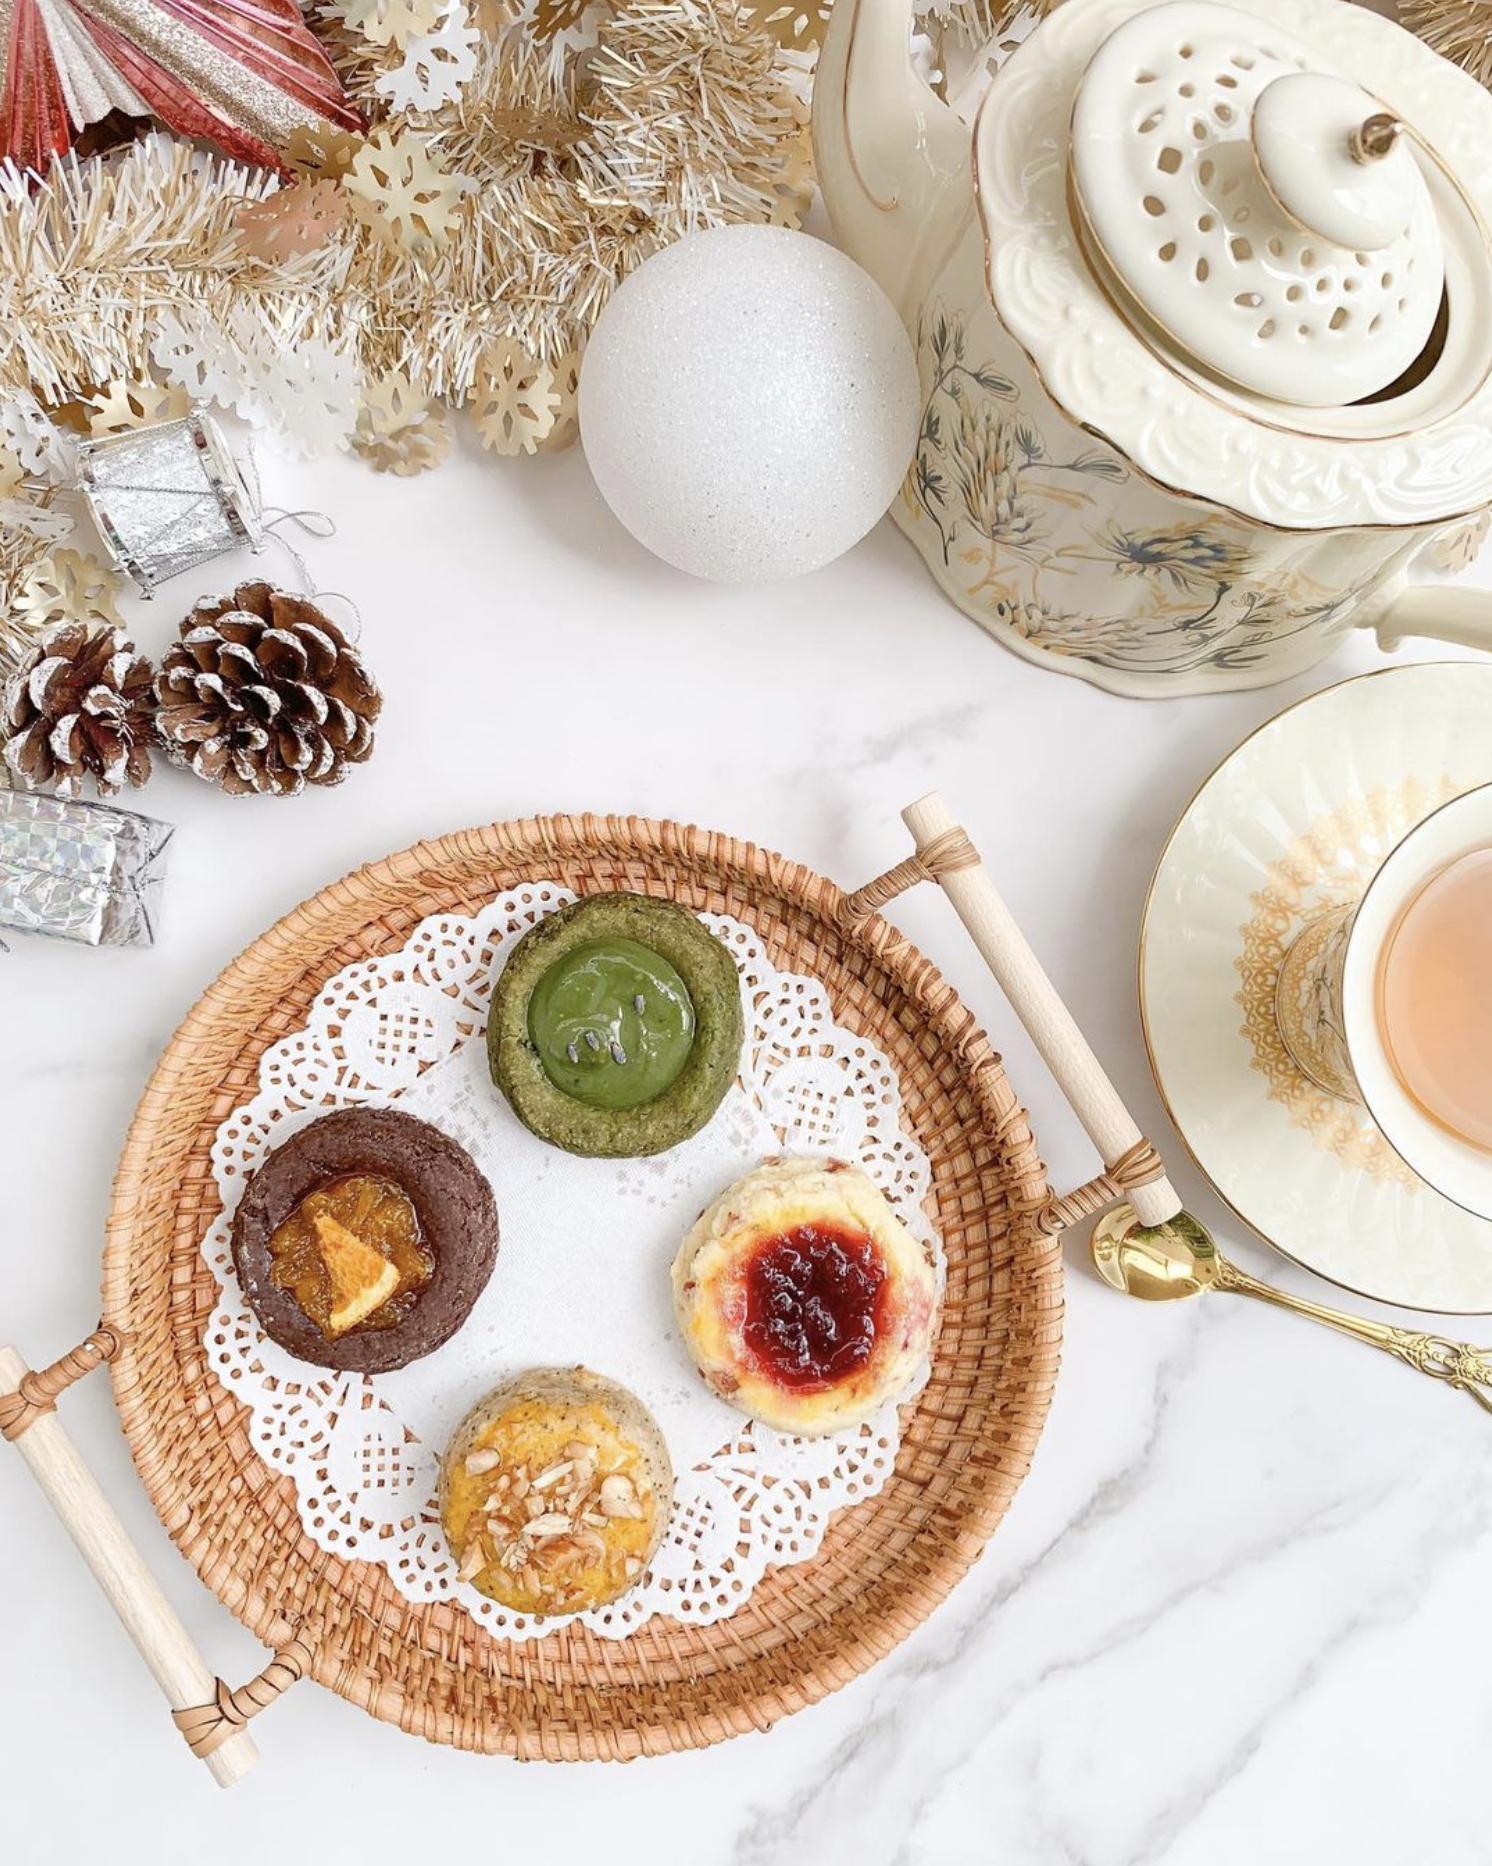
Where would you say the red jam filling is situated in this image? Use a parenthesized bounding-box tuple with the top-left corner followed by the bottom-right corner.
(740, 1225, 889, 1390)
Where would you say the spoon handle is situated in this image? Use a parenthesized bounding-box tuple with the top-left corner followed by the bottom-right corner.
(1212, 1257, 1492, 1412)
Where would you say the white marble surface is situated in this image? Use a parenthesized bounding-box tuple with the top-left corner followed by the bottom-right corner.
(4, 428, 1492, 1865)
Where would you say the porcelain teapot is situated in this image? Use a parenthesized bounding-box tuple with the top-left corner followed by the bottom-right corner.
(814, 0, 1492, 696)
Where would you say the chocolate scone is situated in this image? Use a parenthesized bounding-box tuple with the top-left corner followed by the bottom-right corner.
(231, 1107, 499, 1373)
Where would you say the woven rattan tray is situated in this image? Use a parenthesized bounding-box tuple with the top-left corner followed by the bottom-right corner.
(4, 799, 1177, 1778)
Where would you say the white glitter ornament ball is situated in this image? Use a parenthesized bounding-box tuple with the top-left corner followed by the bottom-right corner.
(579, 226, 920, 583)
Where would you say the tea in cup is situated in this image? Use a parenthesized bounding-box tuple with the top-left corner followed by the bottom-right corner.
(1275, 784, 1492, 1219)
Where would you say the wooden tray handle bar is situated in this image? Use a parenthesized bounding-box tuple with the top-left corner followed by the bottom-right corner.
(899, 793, 1181, 1230)
(0, 1335, 262, 1787)
(841, 793, 1181, 1231)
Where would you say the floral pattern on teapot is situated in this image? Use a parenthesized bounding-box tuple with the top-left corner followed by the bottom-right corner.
(898, 305, 1428, 687)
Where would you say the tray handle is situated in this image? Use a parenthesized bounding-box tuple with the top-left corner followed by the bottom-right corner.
(0, 1332, 311, 1787)
(842, 790, 1182, 1233)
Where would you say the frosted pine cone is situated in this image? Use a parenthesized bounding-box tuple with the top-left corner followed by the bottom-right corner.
(153, 583, 380, 798)
(3, 620, 154, 797)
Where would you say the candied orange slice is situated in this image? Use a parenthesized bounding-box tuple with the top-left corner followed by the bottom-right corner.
(314, 1212, 400, 1335)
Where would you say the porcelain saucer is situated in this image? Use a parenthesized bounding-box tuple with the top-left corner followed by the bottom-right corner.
(1140, 662, 1492, 1313)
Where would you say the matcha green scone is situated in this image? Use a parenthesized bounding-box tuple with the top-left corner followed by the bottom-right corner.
(488, 892, 744, 1157)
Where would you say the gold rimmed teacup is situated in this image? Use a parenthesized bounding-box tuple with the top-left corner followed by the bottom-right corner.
(1275, 782, 1492, 1221)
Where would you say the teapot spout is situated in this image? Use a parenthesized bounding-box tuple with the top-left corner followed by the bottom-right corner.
(812, 0, 973, 320)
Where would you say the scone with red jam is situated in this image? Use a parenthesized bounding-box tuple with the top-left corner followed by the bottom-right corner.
(672, 1158, 939, 1435)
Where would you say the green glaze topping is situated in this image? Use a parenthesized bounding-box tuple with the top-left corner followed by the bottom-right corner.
(528, 937, 696, 1111)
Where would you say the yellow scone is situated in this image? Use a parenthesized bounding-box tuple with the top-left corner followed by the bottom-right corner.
(439, 1368, 672, 1617)
(672, 1158, 941, 1435)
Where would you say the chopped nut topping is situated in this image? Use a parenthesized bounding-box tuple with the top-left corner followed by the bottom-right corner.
(600, 1473, 643, 1518)
(452, 1413, 658, 1612)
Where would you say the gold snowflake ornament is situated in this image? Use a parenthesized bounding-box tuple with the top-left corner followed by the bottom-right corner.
(354, 371, 453, 474)
(284, 122, 364, 182)
(236, 181, 349, 264)
(770, 108, 815, 226)
(472, 339, 561, 455)
(537, 346, 581, 453)
(376, 9, 481, 114)
(81, 379, 191, 436)
(15, 548, 124, 630)
(346, 130, 466, 253)
(741, 0, 831, 51)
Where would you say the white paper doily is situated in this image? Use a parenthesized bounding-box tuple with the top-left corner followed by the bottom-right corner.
(199, 886, 945, 1642)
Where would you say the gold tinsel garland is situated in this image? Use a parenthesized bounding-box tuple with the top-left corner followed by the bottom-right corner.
(0, 0, 810, 450)
(341, 19, 811, 393)
(0, 142, 346, 409)
(0, 0, 822, 677)
(0, 0, 1022, 494)
(1399, 0, 1492, 89)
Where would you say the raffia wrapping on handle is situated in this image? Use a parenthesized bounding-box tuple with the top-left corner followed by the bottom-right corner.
(840, 825, 981, 924)
(172, 1639, 315, 1758)
(1033, 1139, 1167, 1235)
(0, 1326, 126, 1442)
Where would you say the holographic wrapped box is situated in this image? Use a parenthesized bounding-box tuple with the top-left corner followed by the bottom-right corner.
(0, 791, 172, 947)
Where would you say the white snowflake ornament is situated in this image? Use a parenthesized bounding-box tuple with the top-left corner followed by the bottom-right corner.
(0, 392, 77, 483)
(150, 308, 250, 411)
(376, 2, 480, 112)
(249, 337, 363, 456)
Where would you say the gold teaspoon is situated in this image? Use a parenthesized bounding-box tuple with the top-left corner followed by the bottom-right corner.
(1091, 1205, 1492, 1415)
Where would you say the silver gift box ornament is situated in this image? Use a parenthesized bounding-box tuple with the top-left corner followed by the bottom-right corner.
(76, 412, 263, 596)
(0, 791, 173, 947)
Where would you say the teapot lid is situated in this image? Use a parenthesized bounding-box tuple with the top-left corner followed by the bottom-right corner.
(1069, 2, 1444, 405)
(974, 0, 1492, 531)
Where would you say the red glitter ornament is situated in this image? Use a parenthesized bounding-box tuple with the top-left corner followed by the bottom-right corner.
(0, 0, 364, 177)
